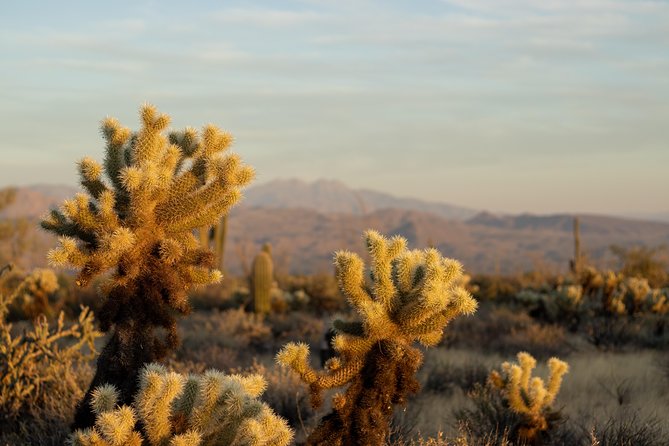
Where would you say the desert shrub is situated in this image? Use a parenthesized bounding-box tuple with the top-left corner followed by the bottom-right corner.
(610, 244, 668, 288)
(189, 277, 247, 312)
(0, 188, 30, 267)
(423, 360, 489, 397)
(268, 311, 325, 346)
(278, 230, 477, 446)
(500, 324, 570, 360)
(278, 273, 345, 314)
(510, 265, 669, 349)
(471, 274, 526, 301)
(238, 359, 317, 434)
(0, 264, 101, 444)
(69, 363, 293, 446)
(445, 305, 571, 359)
(180, 308, 272, 353)
(4, 268, 60, 320)
(588, 413, 667, 446)
(178, 345, 241, 373)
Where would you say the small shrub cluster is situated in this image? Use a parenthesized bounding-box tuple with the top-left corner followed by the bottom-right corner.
(512, 266, 669, 348)
(0, 264, 102, 445)
(445, 305, 571, 359)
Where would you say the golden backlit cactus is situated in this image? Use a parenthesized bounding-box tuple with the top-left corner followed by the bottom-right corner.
(40, 104, 254, 429)
(577, 266, 668, 316)
(488, 352, 569, 443)
(69, 363, 293, 446)
(277, 230, 477, 446)
(42, 104, 253, 293)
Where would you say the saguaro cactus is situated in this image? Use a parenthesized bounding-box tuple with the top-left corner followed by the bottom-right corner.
(570, 216, 582, 276)
(251, 243, 273, 314)
(488, 352, 569, 443)
(41, 104, 254, 428)
(69, 363, 292, 446)
(277, 230, 477, 446)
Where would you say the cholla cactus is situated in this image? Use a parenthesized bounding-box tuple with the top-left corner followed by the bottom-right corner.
(41, 104, 254, 428)
(578, 267, 668, 316)
(488, 352, 569, 443)
(69, 363, 293, 446)
(277, 230, 477, 446)
(10, 268, 59, 319)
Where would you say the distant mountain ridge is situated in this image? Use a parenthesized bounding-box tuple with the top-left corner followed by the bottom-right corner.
(1, 182, 668, 275)
(242, 178, 478, 220)
(223, 207, 669, 275)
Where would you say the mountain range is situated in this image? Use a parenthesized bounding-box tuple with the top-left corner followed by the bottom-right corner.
(1, 180, 668, 275)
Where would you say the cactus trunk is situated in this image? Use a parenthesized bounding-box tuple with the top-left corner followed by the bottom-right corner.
(306, 340, 421, 446)
(571, 216, 582, 276)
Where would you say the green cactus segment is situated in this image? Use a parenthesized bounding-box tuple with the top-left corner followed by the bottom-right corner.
(252, 244, 273, 314)
(69, 363, 293, 446)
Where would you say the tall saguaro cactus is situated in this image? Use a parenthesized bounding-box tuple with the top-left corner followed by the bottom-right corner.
(41, 104, 254, 428)
(251, 243, 273, 314)
(571, 216, 582, 276)
(277, 230, 477, 446)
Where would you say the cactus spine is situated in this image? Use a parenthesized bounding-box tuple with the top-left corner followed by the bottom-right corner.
(252, 243, 273, 314)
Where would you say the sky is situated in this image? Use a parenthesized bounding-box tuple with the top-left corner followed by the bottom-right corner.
(1, 0, 667, 215)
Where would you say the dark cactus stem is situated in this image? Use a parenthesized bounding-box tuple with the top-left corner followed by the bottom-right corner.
(71, 256, 195, 429)
(306, 340, 421, 446)
(571, 216, 582, 276)
(72, 321, 176, 429)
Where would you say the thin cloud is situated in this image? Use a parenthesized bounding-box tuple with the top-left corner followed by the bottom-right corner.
(210, 8, 326, 26)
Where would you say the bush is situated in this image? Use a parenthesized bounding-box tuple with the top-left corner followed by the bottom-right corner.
(0, 265, 101, 445)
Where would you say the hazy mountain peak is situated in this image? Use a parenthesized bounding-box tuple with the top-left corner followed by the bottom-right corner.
(244, 177, 478, 220)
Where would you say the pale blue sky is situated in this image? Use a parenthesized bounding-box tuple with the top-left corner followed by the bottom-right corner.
(1, 0, 667, 214)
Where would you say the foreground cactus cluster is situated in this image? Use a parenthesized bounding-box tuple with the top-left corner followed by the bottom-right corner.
(278, 230, 477, 445)
(41, 104, 255, 428)
(9, 104, 589, 445)
(69, 363, 292, 446)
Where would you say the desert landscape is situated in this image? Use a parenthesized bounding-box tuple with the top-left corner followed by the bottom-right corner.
(2, 1, 668, 445)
